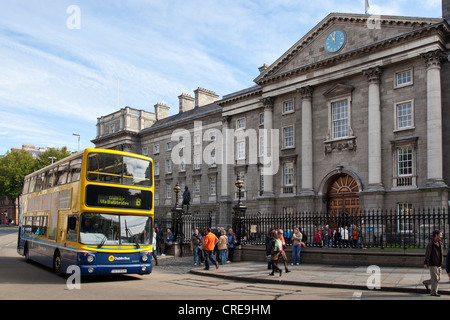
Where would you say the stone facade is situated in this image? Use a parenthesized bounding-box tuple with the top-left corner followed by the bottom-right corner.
(93, 10, 450, 228)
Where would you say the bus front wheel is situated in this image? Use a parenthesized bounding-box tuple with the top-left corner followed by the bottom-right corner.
(53, 250, 62, 275)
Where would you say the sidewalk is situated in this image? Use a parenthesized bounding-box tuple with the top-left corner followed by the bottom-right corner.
(190, 261, 450, 295)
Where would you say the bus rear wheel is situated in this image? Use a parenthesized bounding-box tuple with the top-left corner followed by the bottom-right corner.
(53, 250, 62, 275)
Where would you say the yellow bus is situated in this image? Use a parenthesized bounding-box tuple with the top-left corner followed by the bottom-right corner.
(17, 149, 154, 276)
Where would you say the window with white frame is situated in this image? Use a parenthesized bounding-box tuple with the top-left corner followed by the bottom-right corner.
(166, 159, 172, 174)
(397, 146, 413, 177)
(331, 100, 349, 139)
(154, 161, 159, 175)
(236, 118, 246, 130)
(237, 141, 245, 160)
(193, 154, 201, 170)
(194, 135, 201, 145)
(209, 177, 216, 196)
(166, 141, 172, 151)
(210, 150, 216, 167)
(395, 69, 413, 88)
(193, 179, 200, 198)
(166, 183, 172, 199)
(180, 157, 186, 172)
(395, 101, 413, 130)
(259, 113, 264, 126)
(283, 162, 294, 186)
(283, 99, 294, 114)
(142, 147, 148, 156)
(155, 183, 159, 200)
(154, 144, 160, 154)
(283, 126, 294, 148)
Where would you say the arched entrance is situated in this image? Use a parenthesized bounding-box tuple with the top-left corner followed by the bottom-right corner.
(327, 174, 359, 227)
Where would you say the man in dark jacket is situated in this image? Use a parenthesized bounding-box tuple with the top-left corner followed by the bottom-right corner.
(423, 230, 443, 297)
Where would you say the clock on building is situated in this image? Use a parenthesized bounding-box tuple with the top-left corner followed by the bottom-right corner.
(325, 30, 346, 53)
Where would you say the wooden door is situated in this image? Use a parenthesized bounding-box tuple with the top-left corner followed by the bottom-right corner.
(327, 174, 359, 227)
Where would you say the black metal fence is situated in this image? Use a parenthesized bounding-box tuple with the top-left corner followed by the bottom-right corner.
(154, 208, 449, 256)
(234, 208, 449, 249)
(155, 211, 213, 257)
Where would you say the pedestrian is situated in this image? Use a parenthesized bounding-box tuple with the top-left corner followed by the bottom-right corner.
(151, 228, 158, 266)
(315, 228, 322, 247)
(291, 227, 302, 265)
(155, 227, 163, 255)
(265, 228, 274, 270)
(203, 227, 219, 270)
(190, 228, 203, 266)
(218, 230, 228, 265)
(423, 230, 444, 297)
(268, 230, 282, 277)
(162, 228, 174, 256)
(351, 225, 360, 249)
(342, 226, 349, 248)
(447, 248, 450, 282)
(227, 228, 237, 263)
(277, 229, 290, 273)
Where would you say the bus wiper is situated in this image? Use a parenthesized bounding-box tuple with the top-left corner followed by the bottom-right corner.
(124, 219, 140, 249)
(97, 235, 107, 248)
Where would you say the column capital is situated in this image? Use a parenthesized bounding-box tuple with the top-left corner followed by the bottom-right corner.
(221, 115, 231, 126)
(421, 49, 446, 69)
(363, 66, 382, 84)
(297, 86, 314, 100)
(261, 97, 274, 111)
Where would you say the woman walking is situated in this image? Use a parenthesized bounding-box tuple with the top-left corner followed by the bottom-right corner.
(268, 230, 282, 276)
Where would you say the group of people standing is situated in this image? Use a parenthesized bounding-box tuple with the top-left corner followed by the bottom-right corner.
(314, 224, 361, 248)
(190, 227, 237, 270)
(266, 227, 304, 276)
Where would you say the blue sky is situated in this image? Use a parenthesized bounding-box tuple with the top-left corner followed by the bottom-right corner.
(0, 0, 443, 155)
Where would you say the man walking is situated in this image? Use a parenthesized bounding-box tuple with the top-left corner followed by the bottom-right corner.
(423, 230, 444, 297)
(203, 227, 219, 270)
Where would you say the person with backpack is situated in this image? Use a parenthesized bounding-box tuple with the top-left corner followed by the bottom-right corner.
(268, 230, 282, 276)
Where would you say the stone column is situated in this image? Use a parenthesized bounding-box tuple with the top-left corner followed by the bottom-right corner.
(298, 86, 314, 195)
(363, 67, 384, 190)
(422, 50, 446, 186)
(262, 97, 275, 197)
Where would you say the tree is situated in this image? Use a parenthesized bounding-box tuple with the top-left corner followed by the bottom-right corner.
(0, 150, 36, 200)
(35, 147, 72, 169)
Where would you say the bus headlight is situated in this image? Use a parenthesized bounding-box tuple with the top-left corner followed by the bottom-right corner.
(87, 255, 95, 263)
(141, 254, 148, 262)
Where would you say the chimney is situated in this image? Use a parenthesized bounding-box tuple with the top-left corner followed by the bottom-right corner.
(444, 0, 450, 22)
(154, 102, 170, 120)
(194, 87, 219, 108)
(178, 93, 194, 113)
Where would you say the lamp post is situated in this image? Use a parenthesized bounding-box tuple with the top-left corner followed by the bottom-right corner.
(72, 133, 80, 152)
(233, 178, 247, 246)
(171, 183, 184, 248)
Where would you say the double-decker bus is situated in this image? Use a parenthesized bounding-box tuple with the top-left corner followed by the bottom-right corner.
(17, 149, 154, 276)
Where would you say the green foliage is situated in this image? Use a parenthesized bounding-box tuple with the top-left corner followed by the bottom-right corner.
(0, 147, 72, 200)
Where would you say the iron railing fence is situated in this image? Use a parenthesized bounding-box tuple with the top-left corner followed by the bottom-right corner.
(234, 208, 449, 249)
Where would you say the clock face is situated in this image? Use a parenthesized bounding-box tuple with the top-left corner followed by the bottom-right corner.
(325, 30, 346, 53)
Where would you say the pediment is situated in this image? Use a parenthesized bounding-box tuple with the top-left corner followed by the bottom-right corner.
(254, 13, 444, 85)
(323, 83, 354, 99)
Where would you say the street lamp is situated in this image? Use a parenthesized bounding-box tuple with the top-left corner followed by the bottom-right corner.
(233, 178, 247, 246)
(171, 183, 183, 247)
(72, 133, 80, 152)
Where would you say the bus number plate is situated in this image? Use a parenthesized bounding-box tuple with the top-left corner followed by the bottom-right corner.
(111, 269, 127, 274)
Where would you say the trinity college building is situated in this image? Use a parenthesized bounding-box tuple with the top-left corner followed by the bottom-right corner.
(93, 3, 450, 226)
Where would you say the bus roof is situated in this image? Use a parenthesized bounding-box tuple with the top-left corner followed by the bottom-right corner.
(24, 148, 152, 179)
